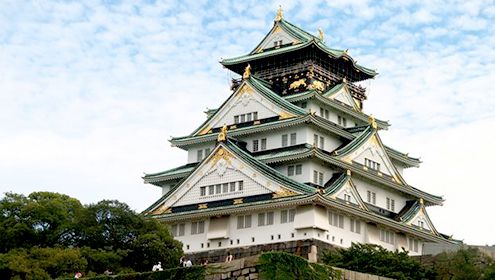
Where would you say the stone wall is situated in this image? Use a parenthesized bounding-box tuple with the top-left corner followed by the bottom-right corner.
(204, 254, 394, 280)
(188, 238, 336, 264)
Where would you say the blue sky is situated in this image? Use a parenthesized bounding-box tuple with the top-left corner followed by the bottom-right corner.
(1, 0, 494, 245)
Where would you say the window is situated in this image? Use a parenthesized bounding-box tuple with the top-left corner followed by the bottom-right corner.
(367, 190, 376, 204)
(313, 134, 324, 149)
(408, 238, 419, 252)
(201, 181, 243, 197)
(261, 138, 267, 150)
(196, 148, 211, 161)
(191, 221, 205, 235)
(234, 112, 258, 124)
(325, 110, 329, 119)
(338, 116, 347, 127)
(295, 164, 302, 175)
(313, 134, 319, 147)
(386, 197, 395, 211)
(237, 215, 252, 229)
(258, 212, 274, 226)
(379, 229, 395, 244)
(197, 150, 203, 162)
(314, 171, 324, 186)
(290, 133, 297, 145)
(328, 211, 344, 229)
(288, 165, 295, 176)
(171, 223, 185, 237)
(281, 209, 295, 223)
(418, 220, 424, 229)
(350, 218, 361, 234)
(365, 158, 381, 171)
(253, 139, 259, 152)
(320, 107, 324, 117)
(344, 194, 351, 202)
(282, 134, 288, 147)
(320, 136, 324, 149)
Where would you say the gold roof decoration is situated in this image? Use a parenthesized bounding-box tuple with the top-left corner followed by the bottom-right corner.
(346, 170, 351, 176)
(318, 28, 324, 41)
(368, 114, 378, 129)
(217, 124, 228, 142)
(243, 63, 251, 79)
(275, 5, 283, 22)
(419, 198, 424, 205)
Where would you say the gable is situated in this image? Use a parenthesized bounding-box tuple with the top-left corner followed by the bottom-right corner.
(326, 174, 368, 210)
(148, 144, 303, 215)
(325, 84, 359, 110)
(403, 204, 438, 235)
(253, 24, 300, 53)
(196, 82, 298, 135)
(340, 133, 406, 185)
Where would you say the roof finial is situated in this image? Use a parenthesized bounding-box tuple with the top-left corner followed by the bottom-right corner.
(346, 170, 351, 176)
(217, 124, 228, 142)
(419, 198, 424, 205)
(243, 64, 251, 79)
(318, 28, 324, 41)
(368, 114, 377, 129)
(275, 5, 283, 22)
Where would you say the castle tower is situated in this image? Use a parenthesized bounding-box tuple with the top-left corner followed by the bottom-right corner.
(143, 9, 453, 259)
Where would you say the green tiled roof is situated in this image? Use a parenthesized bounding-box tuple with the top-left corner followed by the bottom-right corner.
(333, 125, 374, 156)
(385, 146, 421, 167)
(323, 172, 348, 194)
(190, 75, 306, 136)
(284, 86, 390, 130)
(143, 163, 197, 184)
(221, 18, 377, 78)
(144, 139, 316, 214)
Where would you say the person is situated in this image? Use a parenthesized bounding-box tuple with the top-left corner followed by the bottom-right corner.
(185, 257, 192, 267)
(104, 269, 112, 275)
(152, 261, 163, 271)
(179, 256, 185, 267)
(74, 272, 82, 279)
(225, 252, 233, 262)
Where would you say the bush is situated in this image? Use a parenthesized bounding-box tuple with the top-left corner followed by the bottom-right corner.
(258, 251, 339, 280)
(80, 266, 205, 280)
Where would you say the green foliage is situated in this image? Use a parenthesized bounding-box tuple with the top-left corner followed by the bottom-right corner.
(430, 247, 492, 280)
(322, 243, 432, 280)
(0, 191, 183, 279)
(258, 251, 339, 280)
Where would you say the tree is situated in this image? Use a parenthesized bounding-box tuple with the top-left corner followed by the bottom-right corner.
(431, 247, 490, 280)
(0, 192, 84, 251)
(322, 243, 432, 280)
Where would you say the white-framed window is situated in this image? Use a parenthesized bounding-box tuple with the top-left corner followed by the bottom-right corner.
(408, 237, 419, 252)
(319, 107, 329, 119)
(234, 112, 258, 124)
(171, 223, 185, 237)
(320, 136, 324, 149)
(258, 212, 274, 226)
(253, 139, 259, 152)
(367, 190, 376, 204)
(313, 170, 323, 185)
(365, 158, 381, 171)
(287, 164, 302, 176)
(201, 181, 243, 197)
(313, 134, 319, 147)
(338, 115, 347, 127)
(379, 229, 395, 244)
(386, 197, 395, 211)
(344, 194, 351, 202)
(418, 220, 425, 229)
(350, 218, 361, 234)
(290, 133, 297, 145)
(196, 148, 211, 161)
(328, 210, 344, 229)
(237, 215, 252, 229)
(261, 138, 267, 150)
(282, 134, 288, 147)
(313, 134, 324, 149)
(281, 209, 296, 223)
(191, 221, 205, 235)
(273, 40, 283, 48)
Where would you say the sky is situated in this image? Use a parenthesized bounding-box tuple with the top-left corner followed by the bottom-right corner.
(1, 0, 494, 245)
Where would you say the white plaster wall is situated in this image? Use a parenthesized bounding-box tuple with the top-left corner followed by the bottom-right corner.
(242, 126, 306, 152)
(187, 143, 215, 164)
(353, 177, 408, 213)
(259, 30, 295, 50)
